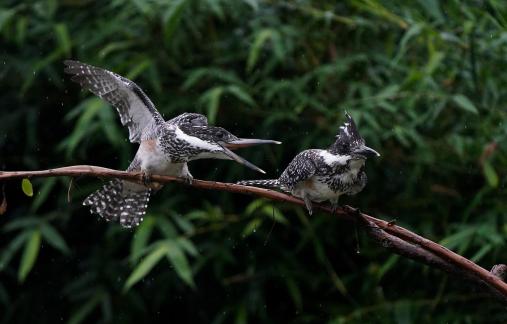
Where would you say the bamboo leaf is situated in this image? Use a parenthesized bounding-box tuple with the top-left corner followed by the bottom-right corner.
(30, 178, 57, 212)
(18, 230, 41, 282)
(261, 206, 288, 225)
(40, 223, 70, 255)
(285, 277, 302, 309)
(124, 245, 167, 291)
(54, 23, 71, 56)
(226, 85, 256, 107)
(176, 237, 199, 257)
(165, 243, 195, 287)
(199, 87, 223, 124)
(67, 293, 102, 324)
(130, 216, 155, 263)
(242, 218, 263, 237)
(163, 0, 189, 43)
(0, 231, 29, 271)
(247, 29, 276, 72)
(452, 94, 478, 114)
(483, 161, 499, 188)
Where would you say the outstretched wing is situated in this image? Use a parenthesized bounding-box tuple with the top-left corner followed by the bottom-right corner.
(278, 150, 318, 190)
(64, 60, 164, 143)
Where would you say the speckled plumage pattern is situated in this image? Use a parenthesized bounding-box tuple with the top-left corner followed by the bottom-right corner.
(64, 60, 164, 143)
(238, 113, 377, 215)
(66, 61, 275, 228)
(83, 179, 151, 228)
(238, 149, 366, 211)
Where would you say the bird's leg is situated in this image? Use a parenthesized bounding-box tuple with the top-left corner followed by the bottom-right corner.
(180, 164, 193, 185)
(303, 194, 313, 216)
(330, 197, 340, 214)
(183, 174, 193, 185)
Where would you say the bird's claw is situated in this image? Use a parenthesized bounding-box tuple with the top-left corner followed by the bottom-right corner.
(142, 171, 162, 190)
(350, 207, 362, 217)
(142, 171, 152, 187)
(183, 175, 193, 185)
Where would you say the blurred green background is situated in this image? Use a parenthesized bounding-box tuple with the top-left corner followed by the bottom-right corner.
(1, 0, 507, 322)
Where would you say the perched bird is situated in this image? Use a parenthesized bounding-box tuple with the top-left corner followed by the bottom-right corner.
(238, 113, 379, 215)
(64, 60, 280, 228)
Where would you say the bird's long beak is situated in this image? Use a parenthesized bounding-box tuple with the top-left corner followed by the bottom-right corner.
(354, 145, 380, 158)
(223, 139, 281, 150)
(219, 145, 266, 174)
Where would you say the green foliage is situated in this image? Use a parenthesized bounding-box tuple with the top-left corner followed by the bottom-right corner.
(1, 0, 507, 322)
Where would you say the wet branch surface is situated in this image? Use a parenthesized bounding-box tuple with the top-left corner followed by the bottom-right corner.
(1, 165, 507, 304)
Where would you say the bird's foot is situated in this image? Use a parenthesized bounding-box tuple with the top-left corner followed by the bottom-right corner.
(330, 203, 338, 215)
(142, 171, 152, 187)
(183, 174, 193, 185)
(355, 208, 362, 217)
(142, 171, 162, 190)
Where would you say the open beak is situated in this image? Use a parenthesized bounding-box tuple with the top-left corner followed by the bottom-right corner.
(219, 145, 266, 174)
(223, 139, 281, 150)
(354, 145, 380, 158)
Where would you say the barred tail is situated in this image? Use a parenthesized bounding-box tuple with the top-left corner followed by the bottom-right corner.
(83, 179, 151, 228)
(237, 179, 280, 188)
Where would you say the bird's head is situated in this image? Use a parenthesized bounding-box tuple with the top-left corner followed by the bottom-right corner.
(181, 125, 281, 174)
(328, 112, 380, 159)
(167, 112, 208, 127)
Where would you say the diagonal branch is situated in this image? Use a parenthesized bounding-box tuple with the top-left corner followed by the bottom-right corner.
(1, 165, 506, 304)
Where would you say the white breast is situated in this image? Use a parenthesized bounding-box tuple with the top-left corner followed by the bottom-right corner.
(137, 140, 186, 176)
(292, 177, 341, 203)
(318, 150, 349, 166)
(339, 159, 364, 183)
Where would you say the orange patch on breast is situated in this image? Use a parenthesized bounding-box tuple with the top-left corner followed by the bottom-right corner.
(302, 179, 315, 190)
(140, 139, 157, 152)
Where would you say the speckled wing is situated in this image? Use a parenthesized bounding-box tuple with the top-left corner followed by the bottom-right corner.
(64, 60, 164, 143)
(278, 150, 317, 191)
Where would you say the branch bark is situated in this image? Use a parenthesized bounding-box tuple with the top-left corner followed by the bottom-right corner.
(1, 165, 506, 304)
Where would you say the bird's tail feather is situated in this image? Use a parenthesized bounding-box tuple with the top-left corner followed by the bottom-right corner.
(83, 179, 151, 228)
(237, 179, 280, 188)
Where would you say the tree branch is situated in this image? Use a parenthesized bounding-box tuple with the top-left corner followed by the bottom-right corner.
(1, 165, 506, 304)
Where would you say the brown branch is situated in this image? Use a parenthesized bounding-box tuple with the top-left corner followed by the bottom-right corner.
(1, 165, 507, 304)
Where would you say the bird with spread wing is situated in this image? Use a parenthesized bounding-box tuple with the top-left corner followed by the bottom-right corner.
(64, 60, 280, 228)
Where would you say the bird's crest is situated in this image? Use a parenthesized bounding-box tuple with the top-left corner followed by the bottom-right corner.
(330, 112, 365, 153)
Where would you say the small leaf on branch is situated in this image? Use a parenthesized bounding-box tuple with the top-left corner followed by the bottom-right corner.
(21, 179, 33, 197)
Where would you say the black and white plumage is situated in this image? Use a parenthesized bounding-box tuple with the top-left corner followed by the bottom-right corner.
(238, 113, 379, 215)
(65, 60, 280, 228)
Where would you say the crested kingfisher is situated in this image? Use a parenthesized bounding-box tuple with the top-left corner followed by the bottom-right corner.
(238, 113, 379, 215)
(64, 60, 280, 228)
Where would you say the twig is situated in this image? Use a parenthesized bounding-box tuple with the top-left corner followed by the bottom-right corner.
(1, 165, 507, 304)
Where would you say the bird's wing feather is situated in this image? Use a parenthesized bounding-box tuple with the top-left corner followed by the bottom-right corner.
(64, 60, 164, 143)
(279, 150, 318, 190)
